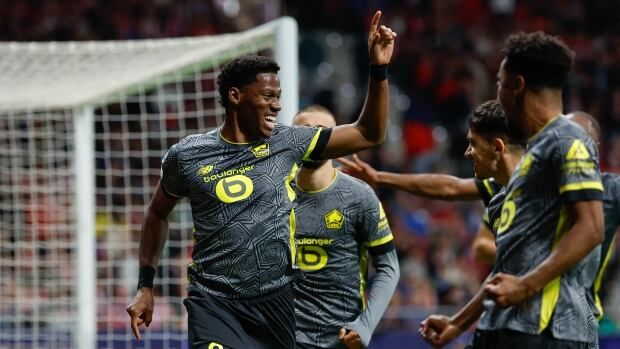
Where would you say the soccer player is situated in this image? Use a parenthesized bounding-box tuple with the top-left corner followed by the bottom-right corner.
(566, 111, 620, 322)
(338, 100, 525, 264)
(420, 32, 604, 349)
(292, 105, 399, 349)
(126, 11, 397, 349)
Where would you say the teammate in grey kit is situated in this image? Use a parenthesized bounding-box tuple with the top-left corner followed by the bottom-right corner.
(126, 10, 397, 349)
(292, 105, 399, 349)
(421, 32, 604, 349)
(566, 112, 620, 321)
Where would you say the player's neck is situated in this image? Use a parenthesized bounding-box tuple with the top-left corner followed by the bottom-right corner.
(220, 115, 260, 143)
(297, 163, 336, 192)
(522, 89, 563, 139)
(498, 150, 524, 186)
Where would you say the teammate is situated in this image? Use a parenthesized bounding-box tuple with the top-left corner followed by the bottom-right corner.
(338, 100, 525, 264)
(126, 11, 397, 348)
(420, 32, 604, 348)
(566, 111, 620, 322)
(292, 105, 399, 349)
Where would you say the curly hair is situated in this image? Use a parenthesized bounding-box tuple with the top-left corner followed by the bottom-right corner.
(469, 100, 525, 147)
(217, 55, 280, 108)
(501, 31, 574, 90)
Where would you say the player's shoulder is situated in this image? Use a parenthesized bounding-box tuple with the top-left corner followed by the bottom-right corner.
(337, 171, 378, 196)
(546, 116, 590, 142)
(175, 129, 218, 150)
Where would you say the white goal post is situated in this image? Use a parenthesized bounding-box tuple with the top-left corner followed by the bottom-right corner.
(0, 17, 297, 349)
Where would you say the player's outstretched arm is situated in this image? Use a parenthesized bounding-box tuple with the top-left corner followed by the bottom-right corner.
(127, 181, 179, 340)
(485, 200, 604, 307)
(320, 11, 396, 159)
(338, 155, 481, 200)
(420, 282, 487, 348)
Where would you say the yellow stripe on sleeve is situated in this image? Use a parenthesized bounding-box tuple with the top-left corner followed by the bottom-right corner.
(367, 233, 394, 247)
(302, 127, 323, 161)
(558, 181, 603, 194)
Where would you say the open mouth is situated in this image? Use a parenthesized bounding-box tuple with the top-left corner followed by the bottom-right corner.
(264, 115, 276, 130)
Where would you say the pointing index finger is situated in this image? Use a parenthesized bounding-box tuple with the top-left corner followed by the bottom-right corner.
(370, 11, 381, 34)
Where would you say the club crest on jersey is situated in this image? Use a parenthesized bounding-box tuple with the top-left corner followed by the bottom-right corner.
(251, 143, 270, 158)
(197, 165, 214, 176)
(324, 209, 344, 229)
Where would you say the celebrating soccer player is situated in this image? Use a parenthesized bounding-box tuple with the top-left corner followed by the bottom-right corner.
(420, 32, 604, 349)
(126, 10, 396, 349)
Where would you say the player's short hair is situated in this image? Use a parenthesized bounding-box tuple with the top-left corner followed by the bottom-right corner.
(217, 55, 280, 108)
(469, 100, 525, 148)
(294, 104, 336, 122)
(501, 31, 574, 90)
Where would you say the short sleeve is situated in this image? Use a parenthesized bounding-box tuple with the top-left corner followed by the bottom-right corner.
(160, 143, 187, 198)
(553, 137, 603, 203)
(475, 178, 502, 207)
(357, 187, 394, 256)
(284, 126, 331, 162)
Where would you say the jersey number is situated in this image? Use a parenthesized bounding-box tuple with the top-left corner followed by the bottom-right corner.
(215, 175, 254, 203)
(497, 198, 516, 235)
(297, 245, 328, 271)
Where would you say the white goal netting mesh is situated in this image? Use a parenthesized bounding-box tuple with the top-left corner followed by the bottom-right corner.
(0, 19, 296, 349)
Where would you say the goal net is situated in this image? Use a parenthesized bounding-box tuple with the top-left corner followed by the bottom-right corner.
(0, 18, 298, 349)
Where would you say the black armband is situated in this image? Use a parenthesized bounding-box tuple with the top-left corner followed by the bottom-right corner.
(369, 64, 388, 81)
(137, 266, 156, 290)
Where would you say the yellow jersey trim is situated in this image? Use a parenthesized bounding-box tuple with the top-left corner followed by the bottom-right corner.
(539, 206, 568, 333)
(297, 169, 338, 194)
(367, 233, 394, 247)
(594, 235, 615, 319)
(559, 181, 604, 194)
(528, 115, 562, 144)
(302, 127, 323, 161)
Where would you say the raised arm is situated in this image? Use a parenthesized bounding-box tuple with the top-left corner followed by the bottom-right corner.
(126, 181, 179, 340)
(320, 11, 396, 159)
(338, 155, 480, 200)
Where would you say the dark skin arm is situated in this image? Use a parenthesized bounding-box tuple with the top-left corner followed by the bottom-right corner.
(419, 282, 487, 348)
(338, 154, 480, 200)
(126, 181, 179, 340)
(485, 200, 604, 307)
(320, 11, 396, 159)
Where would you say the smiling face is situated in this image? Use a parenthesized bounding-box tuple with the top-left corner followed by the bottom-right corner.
(236, 72, 282, 139)
(464, 128, 499, 180)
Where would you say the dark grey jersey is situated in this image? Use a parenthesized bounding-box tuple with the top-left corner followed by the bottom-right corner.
(593, 173, 620, 317)
(475, 178, 504, 207)
(484, 188, 507, 234)
(161, 124, 329, 298)
(478, 117, 603, 342)
(294, 172, 394, 348)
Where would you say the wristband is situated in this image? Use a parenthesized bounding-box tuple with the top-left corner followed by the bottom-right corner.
(369, 64, 388, 81)
(137, 266, 156, 290)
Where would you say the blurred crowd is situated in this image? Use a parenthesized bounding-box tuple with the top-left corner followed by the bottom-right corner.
(2, 0, 620, 345)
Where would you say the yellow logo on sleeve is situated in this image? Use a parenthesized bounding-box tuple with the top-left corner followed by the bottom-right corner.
(251, 143, 270, 157)
(324, 209, 344, 230)
(378, 203, 389, 231)
(197, 165, 213, 176)
(566, 139, 590, 160)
